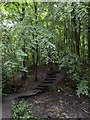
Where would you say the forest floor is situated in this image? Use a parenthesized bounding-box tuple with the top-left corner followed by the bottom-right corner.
(2, 64, 90, 119)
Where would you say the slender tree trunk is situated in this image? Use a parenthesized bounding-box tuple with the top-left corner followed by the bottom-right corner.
(34, 2, 38, 81)
(82, 35, 85, 62)
(77, 16, 81, 57)
(71, 3, 76, 53)
(64, 21, 66, 49)
(22, 44, 27, 79)
(32, 31, 35, 66)
(20, 5, 27, 80)
(70, 17, 75, 53)
(71, 2, 80, 57)
(50, 3, 54, 70)
(87, 2, 90, 63)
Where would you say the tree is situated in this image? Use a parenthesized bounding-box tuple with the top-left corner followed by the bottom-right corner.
(87, 2, 90, 63)
(34, 2, 38, 81)
(71, 2, 80, 57)
(20, 4, 27, 79)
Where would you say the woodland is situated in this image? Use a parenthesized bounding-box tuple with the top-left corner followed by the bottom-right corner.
(1, 1, 90, 119)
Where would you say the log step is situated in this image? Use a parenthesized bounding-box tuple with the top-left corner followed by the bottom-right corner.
(16, 90, 43, 99)
(35, 86, 48, 90)
(38, 84, 48, 87)
(45, 78, 55, 81)
(17, 92, 38, 99)
(47, 76, 56, 78)
(47, 73, 56, 75)
(43, 81, 54, 84)
(32, 89, 42, 93)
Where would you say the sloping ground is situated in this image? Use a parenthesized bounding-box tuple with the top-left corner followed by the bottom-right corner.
(16, 70, 64, 100)
(2, 95, 15, 119)
(2, 68, 90, 119)
(2, 70, 64, 119)
(27, 91, 90, 119)
(2, 90, 90, 119)
(2, 88, 90, 119)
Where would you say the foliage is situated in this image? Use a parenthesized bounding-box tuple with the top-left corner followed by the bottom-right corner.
(12, 101, 32, 120)
(40, 40, 58, 64)
(59, 51, 90, 97)
(77, 80, 89, 97)
(59, 51, 80, 81)
(0, 2, 90, 97)
(76, 68, 90, 97)
(49, 86, 65, 93)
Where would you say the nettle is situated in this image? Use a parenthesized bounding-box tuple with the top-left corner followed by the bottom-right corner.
(12, 101, 32, 120)
(59, 51, 80, 81)
(59, 51, 90, 97)
(77, 79, 89, 97)
(77, 68, 90, 97)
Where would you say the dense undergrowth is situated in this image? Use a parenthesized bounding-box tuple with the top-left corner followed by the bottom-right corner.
(12, 101, 32, 120)
(59, 51, 90, 97)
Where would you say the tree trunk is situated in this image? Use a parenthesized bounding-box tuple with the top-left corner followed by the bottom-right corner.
(77, 16, 81, 57)
(20, 5, 27, 80)
(82, 35, 85, 62)
(87, 2, 90, 63)
(34, 2, 38, 81)
(71, 2, 80, 57)
(32, 32, 35, 66)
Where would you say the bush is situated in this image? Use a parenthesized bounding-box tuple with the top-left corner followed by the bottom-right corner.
(77, 80, 89, 97)
(76, 68, 90, 97)
(59, 51, 90, 97)
(12, 101, 32, 120)
(59, 51, 80, 81)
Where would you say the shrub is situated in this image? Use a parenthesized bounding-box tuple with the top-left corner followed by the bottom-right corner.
(77, 80, 89, 97)
(12, 101, 32, 120)
(59, 51, 90, 97)
(59, 51, 80, 81)
(76, 68, 90, 97)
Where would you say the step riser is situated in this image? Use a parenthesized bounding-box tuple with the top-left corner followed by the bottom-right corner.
(18, 91, 43, 99)
(39, 85, 48, 87)
(35, 87, 48, 90)
(43, 82, 53, 84)
(45, 78, 55, 80)
(46, 76, 56, 78)
(45, 79, 55, 81)
(47, 74, 56, 75)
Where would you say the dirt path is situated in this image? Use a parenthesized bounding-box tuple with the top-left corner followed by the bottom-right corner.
(2, 94, 17, 119)
(27, 91, 90, 119)
(2, 90, 90, 119)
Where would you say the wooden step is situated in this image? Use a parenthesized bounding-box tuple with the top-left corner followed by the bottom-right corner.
(46, 75, 56, 78)
(35, 86, 48, 90)
(33, 89, 42, 92)
(45, 78, 55, 81)
(47, 73, 56, 75)
(43, 81, 54, 84)
(17, 92, 38, 99)
(16, 89, 43, 99)
(41, 83, 53, 87)
(38, 85, 48, 87)
(47, 73, 56, 76)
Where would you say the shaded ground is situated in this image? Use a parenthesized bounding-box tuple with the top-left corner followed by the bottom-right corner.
(2, 89, 90, 119)
(27, 90, 90, 119)
(2, 64, 90, 119)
